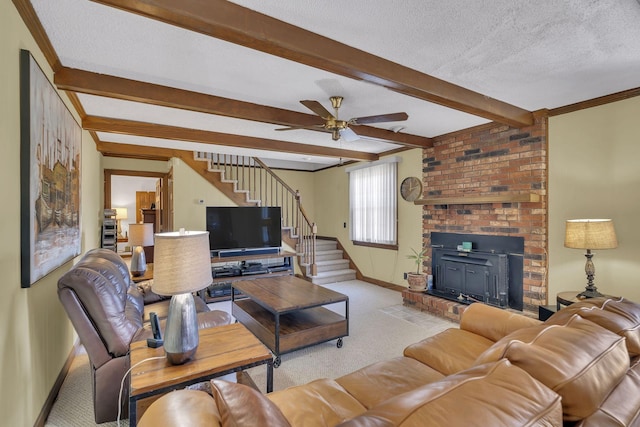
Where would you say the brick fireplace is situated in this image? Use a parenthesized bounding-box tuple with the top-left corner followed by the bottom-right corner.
(403, 113, 548, 318)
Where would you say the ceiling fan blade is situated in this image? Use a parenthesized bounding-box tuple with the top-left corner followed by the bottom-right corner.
(275, 124, 325, 131)
(300, 100, 335, 120)
(339, 127, 360, 142)
(350, 112, 409, 125)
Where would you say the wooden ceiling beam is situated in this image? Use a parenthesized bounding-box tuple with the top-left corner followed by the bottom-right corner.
(91, 0, 534, 128)
(83, 116, 379, 162)
(96, 141, 176, 161)
(55, 67, 431, 148)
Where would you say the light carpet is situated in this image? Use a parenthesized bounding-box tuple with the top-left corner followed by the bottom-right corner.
(45, 280, 455, 427)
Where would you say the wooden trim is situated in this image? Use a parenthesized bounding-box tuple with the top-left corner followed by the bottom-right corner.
(360, 275, 406, 293)
(549, 87, 640, 116)
(84, 116, 379, 162)
(353, 241, 399, 251)
(414, 193, 540, 206)
(55, 67, 431, 148)
(12, 0, 62, 72)
(104, 169, 170, 230)
(91, 0, 534, 128)
(34, 341, 82, 427)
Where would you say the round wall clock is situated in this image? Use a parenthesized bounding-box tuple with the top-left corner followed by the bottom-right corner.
(400, 177, 423, 202)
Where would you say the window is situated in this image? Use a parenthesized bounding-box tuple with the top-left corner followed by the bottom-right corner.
(347, 157, 399, 247)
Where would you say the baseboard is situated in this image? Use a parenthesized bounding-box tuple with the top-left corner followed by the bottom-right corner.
(34, 340, 82, 427)
(361, 276, 406, 293)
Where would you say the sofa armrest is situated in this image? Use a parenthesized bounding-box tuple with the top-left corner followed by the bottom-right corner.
(460, 302, 541, 342)
(138, 389, 221, 427)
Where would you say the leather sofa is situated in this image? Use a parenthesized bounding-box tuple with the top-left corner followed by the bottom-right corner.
(137, 296, 640, 426)
(57, 248, 232, 423)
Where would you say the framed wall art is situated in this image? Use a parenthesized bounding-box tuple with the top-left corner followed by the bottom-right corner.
(20, 49, 82, 288)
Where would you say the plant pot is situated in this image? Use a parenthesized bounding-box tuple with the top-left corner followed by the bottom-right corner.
(407, 273, 427, 292)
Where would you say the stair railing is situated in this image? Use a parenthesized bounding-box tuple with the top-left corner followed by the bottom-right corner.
(194, 152, 317, 275)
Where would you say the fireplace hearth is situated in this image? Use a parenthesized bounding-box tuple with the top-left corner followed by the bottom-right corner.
(430, 232, 524, 311)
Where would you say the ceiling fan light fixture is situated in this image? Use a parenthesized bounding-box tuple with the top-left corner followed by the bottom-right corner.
(331, 129, 341, 141)
(330, 96, 343, 110)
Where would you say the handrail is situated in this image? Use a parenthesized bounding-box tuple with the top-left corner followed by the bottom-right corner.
(194, 152, 317, 276)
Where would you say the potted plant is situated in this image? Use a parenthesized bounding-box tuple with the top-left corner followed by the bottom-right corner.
(406, 247, 429, 291)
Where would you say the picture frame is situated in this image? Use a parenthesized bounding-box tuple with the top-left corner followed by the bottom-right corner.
(20, 49, 82, 288)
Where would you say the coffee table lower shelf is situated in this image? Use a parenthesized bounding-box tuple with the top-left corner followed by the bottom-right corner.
(233, 298, 348, 367)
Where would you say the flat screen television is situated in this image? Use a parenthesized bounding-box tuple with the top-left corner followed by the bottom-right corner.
(206, 206, 282, 254)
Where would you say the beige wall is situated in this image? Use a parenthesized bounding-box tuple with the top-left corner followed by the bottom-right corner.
(313, 149, 424, 286)
(549, 96, 640, 302)
(0, 2, 102, 424)
(103, 156, 169, 173)
(171, 157, 236, 231)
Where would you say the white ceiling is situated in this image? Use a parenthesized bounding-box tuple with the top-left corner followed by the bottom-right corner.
(30, 0, 640, 170)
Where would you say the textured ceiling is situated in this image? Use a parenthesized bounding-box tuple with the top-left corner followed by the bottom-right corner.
(29, 0, 640, 170)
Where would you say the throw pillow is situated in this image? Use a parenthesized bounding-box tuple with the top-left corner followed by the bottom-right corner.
(210, 379, 291, 427)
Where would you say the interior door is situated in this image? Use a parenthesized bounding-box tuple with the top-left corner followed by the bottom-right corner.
(135, 191, 155, 223)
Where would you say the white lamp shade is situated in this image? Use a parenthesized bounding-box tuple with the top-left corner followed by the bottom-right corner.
(128, 223, 154, 246)
(114, 207, 128, 220)
(152, 230, 212, 295)
(564, 219, 618, 250)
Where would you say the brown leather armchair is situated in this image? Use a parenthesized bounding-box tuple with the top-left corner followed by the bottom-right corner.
(57, 248, 231, 423)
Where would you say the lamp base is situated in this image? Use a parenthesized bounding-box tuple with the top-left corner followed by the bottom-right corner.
(577, 287, 604, 299)
(164, 293, 199, 365)
(130, 246, 147, 277)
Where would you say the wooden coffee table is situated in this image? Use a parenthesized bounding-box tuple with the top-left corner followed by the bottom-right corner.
(128, 322, 273, 426)
(232, 275, 349, 367)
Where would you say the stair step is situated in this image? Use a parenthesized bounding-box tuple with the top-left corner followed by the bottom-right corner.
(310, 269, 357, 285)
(315, 259, 350, 273)
(297, 242, 338, 253)
(314, 249, 344, 261)
(315, 240, 338, 249)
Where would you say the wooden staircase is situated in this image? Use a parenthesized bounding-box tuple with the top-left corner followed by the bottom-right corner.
(301, 239, 356, 285)
(183, 152, 359, 285)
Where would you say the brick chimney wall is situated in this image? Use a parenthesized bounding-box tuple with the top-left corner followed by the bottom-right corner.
(420, 114, 548, 313)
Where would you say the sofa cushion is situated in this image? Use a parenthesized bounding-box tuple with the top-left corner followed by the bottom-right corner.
(211, 379, 290, 427)
(267, 379, 367, 427)
(576, 358, 640, 427)
(336, 357, 445, 409)
(476, 314, 630, 422)
(460, 302, 542, 342)
(404, 328, 494, 375)
(338, 359, 563, 427)
(546, 297, 640, 357)
(138, 389, 221, 427)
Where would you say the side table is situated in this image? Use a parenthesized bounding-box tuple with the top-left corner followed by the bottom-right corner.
(538, 305, 557, 321)
(556, 290, 618, 311)
(556, 290, 583, 310)
(131, 263, 153, 283)
(129, 322, 273, 426)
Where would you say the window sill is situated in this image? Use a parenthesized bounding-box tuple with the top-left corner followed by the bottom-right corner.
(353, 241, 398, 251)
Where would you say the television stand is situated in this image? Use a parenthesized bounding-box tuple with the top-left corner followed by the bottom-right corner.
(202, 251, 296, 303)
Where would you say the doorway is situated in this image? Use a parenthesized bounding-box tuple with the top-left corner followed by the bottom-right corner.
(104, 169, 173, 252)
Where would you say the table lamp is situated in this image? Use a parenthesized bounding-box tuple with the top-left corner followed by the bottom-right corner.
(152, 230, 212, 365)
(564, 219, 618, 299)
(128, 223, 154, 276)
(114, 207, 128, 239)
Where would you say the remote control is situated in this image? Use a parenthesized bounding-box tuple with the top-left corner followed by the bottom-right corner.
(149, 312, 162, 340)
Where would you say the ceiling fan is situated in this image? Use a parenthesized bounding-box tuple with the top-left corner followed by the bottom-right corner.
(276, 96, 408, 141)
